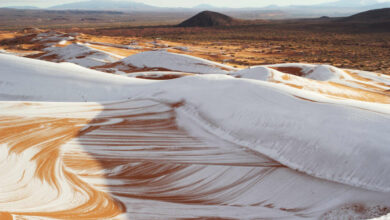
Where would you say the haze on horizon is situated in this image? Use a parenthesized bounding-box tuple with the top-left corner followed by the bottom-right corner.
(2, 0, 390, 8)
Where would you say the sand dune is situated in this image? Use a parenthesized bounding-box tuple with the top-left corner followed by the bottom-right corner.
(0, 35, 390, 219)
(1, 99, 389, 219)
(39, 43, 122, 68)
(97, 50, 237, 75)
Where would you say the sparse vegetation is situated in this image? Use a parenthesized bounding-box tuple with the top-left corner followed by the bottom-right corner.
(1, 9, 389, 74)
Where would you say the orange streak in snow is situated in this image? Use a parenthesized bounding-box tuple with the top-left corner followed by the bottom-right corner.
(0, 116, 125, 219)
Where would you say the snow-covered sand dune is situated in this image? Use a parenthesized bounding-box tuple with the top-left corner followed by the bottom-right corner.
(1, 100, 389, 219)
(0, 52, 390, 219)
(232, 64, 390, 104)
(98, 50, 237, 74)
(37, 43, 122, 68)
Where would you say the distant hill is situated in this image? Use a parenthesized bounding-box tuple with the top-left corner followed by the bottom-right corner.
(193, 4, 219, 9)
(3, 6, 39, 9)
(344, 8, 390, 22)
(49, 0, 159, 11)
(316, 0, 378, 8)
(21, 0, 389, 19)
(177, 11, 240, 27)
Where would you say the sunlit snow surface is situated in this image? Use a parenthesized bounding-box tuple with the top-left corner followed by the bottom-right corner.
(0, 48, 390, 220)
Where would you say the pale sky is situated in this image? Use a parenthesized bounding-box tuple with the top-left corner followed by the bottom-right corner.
(1, 0, 390, 8)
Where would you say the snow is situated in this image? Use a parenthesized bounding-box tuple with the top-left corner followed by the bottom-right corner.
(127, 71, 193, 78)
(166, 76, 390, 192)
(267, 63, 352, 81)
(0, 53, 148, 101)
(233, 64, 390, 104)
(42, 43, 122, 68)
(0, 142, 90, 214)
(263, 63, 390, 92)
(120, 50, 237, 74)
(58, 40, 68, 45)
(0, 49, 12, 55)
(86, 41, 143, 50)
(1, 53, 390, 191)
(33, 31, 75, 45)
(347, 69, 390, 89)
(172, 46, 190, 52)
(230, 66, 273, 80)
(1, 52, 390, 219)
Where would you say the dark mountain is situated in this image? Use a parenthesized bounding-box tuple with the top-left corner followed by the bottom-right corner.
(49, 0, 159, 11)
(177, 11, 240, 27)
(343, 8, 390, 22)
(329, 8, 390, 32)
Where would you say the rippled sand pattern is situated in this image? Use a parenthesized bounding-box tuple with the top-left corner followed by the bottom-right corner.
(0, 111, 125, 219)
(1, 100, 389, 219)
